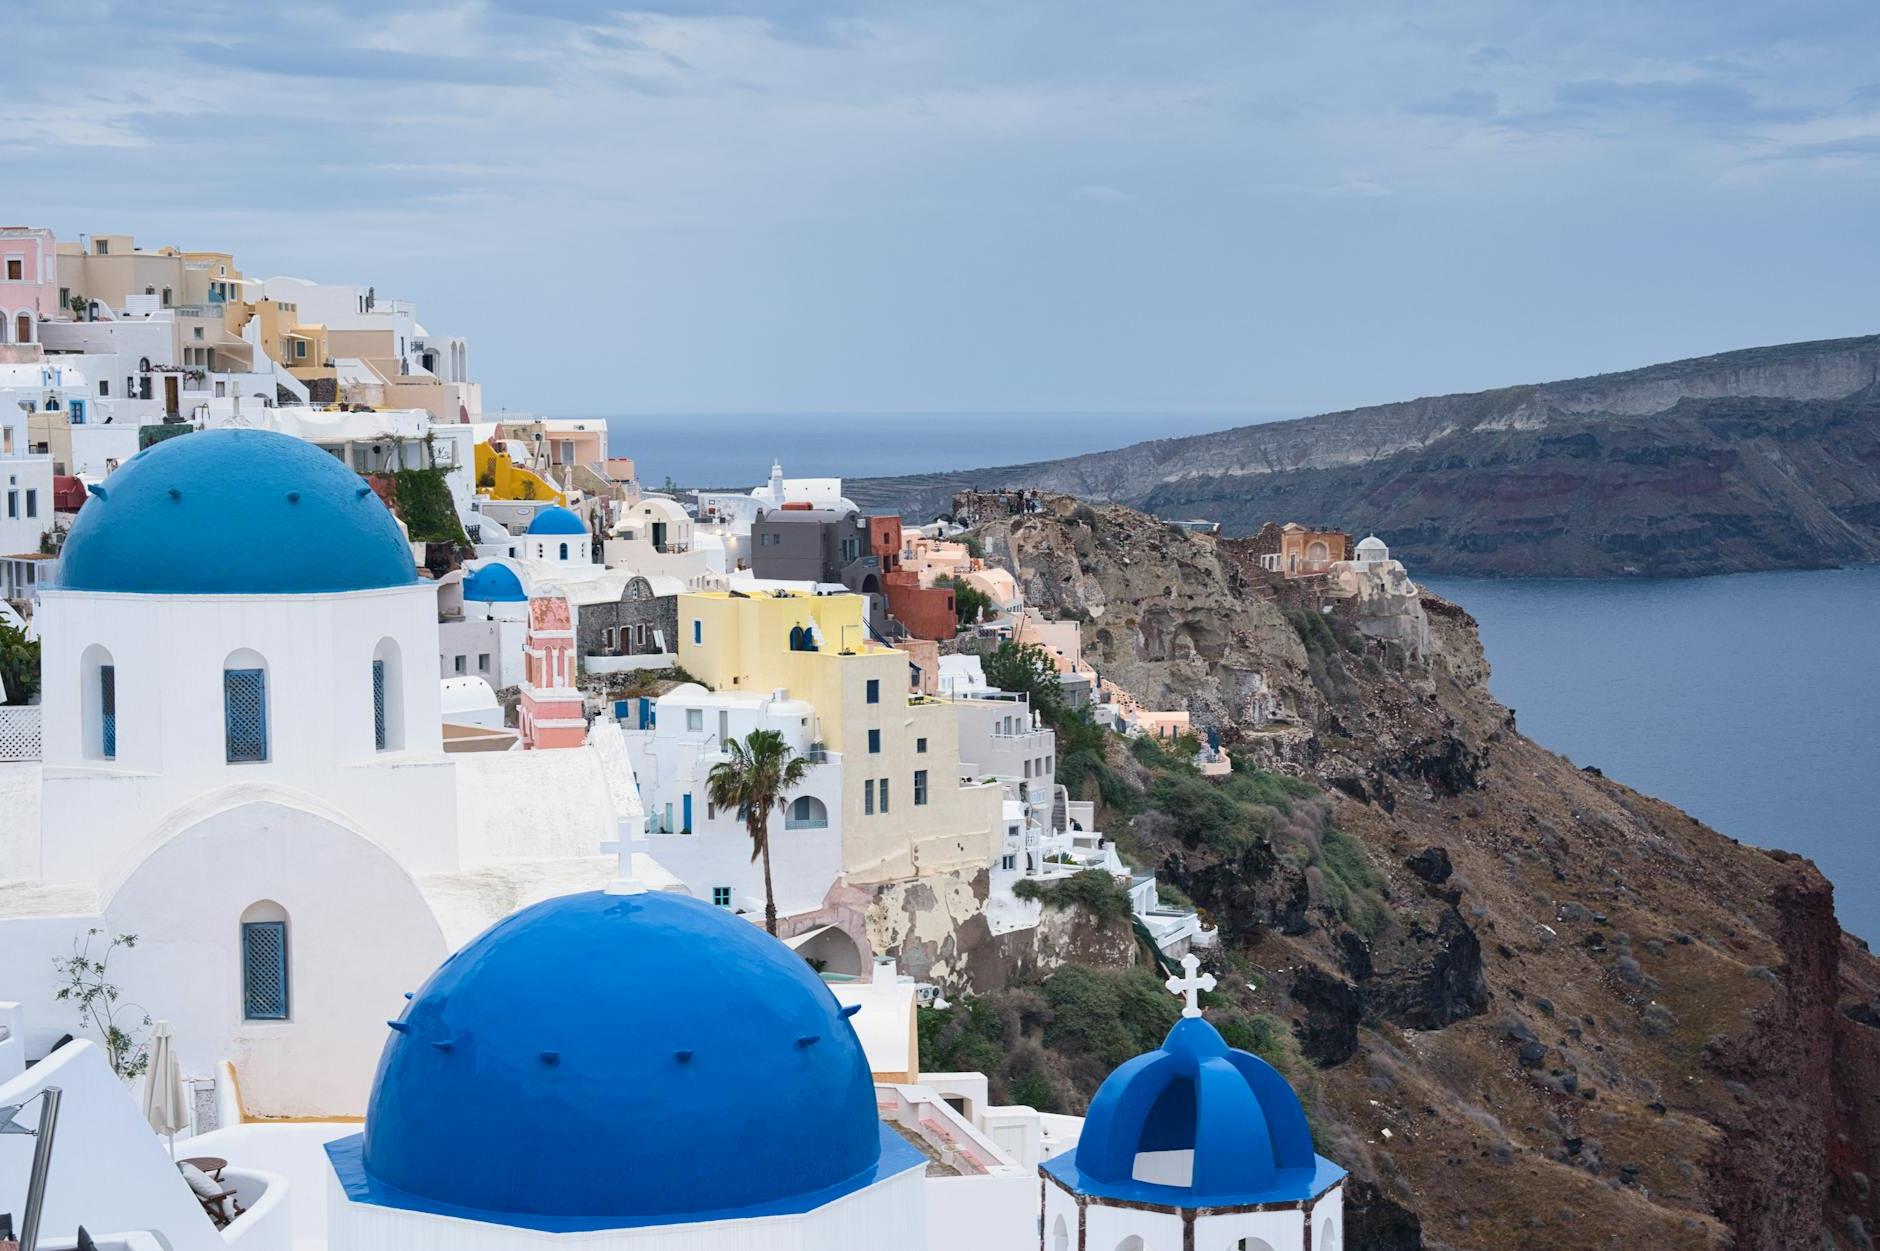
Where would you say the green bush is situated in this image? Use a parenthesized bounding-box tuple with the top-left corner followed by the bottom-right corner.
(983, 641, 1063, 718)
(1042, 965, 1179, 1070)
(1217, 1012, 1301, 1073)
(937, 576, 993, 628)
(1014, 870, 1134, 929)
(0, 621, 40, 704)
(389, 468, 470, 545)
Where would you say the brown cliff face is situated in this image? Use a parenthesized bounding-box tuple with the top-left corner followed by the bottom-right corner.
(973, 497, 1880, 1250)
(849, 335, 1880, 578)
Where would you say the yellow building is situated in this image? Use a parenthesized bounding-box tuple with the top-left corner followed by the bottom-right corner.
(680, 590, 1000, 883)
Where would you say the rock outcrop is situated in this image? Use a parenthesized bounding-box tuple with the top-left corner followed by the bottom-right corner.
(966, 496, 1880, 1250)
(849, 335, 1880, 578)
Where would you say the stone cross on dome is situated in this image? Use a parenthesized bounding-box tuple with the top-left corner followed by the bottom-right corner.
(1165, 952, 1216, 1018)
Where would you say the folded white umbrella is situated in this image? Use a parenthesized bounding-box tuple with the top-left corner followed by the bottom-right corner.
(141, 1020, 188, 1158)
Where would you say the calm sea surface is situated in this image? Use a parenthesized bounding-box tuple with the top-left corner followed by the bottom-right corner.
(596, 411, 1276, 488)
(1423, 568, 1880, 942)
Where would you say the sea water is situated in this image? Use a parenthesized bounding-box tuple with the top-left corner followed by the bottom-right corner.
(1424, 567, 1880, 942)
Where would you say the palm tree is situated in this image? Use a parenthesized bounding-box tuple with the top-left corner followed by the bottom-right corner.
(705, 729, 811, 936)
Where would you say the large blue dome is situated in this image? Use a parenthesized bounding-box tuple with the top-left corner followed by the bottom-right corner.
(1043, 1015, 1345, 1208)
(526, 505, 588, 535)
(57, 428, 417, 595)
(343, 891, 894, 1230)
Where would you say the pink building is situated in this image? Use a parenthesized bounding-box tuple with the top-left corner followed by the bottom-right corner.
(0, 227, 58, 347)
(517, 592, 588, 749)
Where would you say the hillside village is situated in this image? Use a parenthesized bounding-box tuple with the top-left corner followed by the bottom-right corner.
(0, 228, 1445, 1251)
(7, 229, 1873, 1251)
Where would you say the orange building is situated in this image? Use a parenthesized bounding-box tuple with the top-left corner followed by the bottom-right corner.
(868, 515, 959, 641)
(1249, 521, 1349, 577)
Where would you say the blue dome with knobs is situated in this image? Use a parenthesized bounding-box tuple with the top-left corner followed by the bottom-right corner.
(333, 890, 908, 1231)
(55, 428, 417, 595)
(1043, 1014, 1345, 1208)
(462, 563, 527, 603)
(525, 505, 588, 535)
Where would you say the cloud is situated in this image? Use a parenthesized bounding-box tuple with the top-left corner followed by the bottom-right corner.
(180, 39, 552, 86)
(1409, 88, 1499, 119)
(1551, 76, 1815, 126)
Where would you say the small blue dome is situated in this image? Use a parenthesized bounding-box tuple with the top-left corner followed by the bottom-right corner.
(462, 563, 527, 603)
(57, 429, 417, 595)
(526, 505, 588, 535)
(1043, 1015, 1345, 1208)
(349, 891, 890, 1229)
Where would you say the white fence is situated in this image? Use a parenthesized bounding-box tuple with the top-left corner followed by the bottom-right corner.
(0, 705, 41, 760)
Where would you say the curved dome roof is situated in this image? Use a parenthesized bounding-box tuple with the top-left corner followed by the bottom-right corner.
(526, 505, 588, 535)
(57, 429, 417, 595)
(462, 563, 527, 602)
(353, 891, 889, 1228)
(1356, 534, 1389, 555)
(1043, 1015, 1344, 1208)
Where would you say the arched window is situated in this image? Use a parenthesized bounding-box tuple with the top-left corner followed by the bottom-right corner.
(1051, 1216, 1069, 1251)
(80, 643, 116, 761)
(13, 313, 30, 345)
(1319, 1218, 1339, 1251)
(240, 900, 290, 1021)
(223, 648, 269, 763)
(789, 625, 805, 651)
(559, 542, 569, 560)
(372, 638, 404, 751)
(786, 795, 829, 830)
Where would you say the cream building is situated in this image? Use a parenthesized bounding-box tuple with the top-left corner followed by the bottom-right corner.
(679, 590, 1000, 883)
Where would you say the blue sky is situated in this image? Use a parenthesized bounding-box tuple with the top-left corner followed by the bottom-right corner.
(8, 0, 1880, 417)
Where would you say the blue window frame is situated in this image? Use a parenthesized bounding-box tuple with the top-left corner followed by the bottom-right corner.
(916, 736, 927, 754)
(99, 664, 116, 760)
(712, 886, 732, 907)
(372, 659, 387, 751)
(692, 619, 702, 645)
(914, 769, 928, 806)
(224, 668, 268, 763)
(559, 542, 569, 560)
(864, 779, 875, 815)
(241, 921, 289, 1020)
(879, 777, 890, 813)
(866, 679, 880, 704)
(682, 793, 693, 833)
(868, 728, 881, 754)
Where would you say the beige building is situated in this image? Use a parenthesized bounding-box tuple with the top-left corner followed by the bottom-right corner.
(679, 590, 1001, 883)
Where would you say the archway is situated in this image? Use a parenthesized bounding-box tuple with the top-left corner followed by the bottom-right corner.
(792, 925, 862, 978)
(786, 794, 828, 829)
(103, 797, 448, 1117)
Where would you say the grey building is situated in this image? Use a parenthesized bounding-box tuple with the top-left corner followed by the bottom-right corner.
(750, 507, 894, 634)
(575, 574, 682, 670)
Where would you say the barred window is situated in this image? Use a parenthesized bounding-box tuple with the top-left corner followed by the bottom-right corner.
(99, 663, 116, 760)
(241, 919, 289, 1020)
(372, 659, 388, 750)
(224, 666, 268, 763)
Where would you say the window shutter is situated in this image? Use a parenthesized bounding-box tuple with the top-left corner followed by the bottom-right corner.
(224, 668, 268, 763)
(241, 921, 289, 1020)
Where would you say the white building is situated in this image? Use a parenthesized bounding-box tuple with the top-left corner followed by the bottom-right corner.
(0, 363, 63, 600)
(0, 428, 640, 1118)
(618, 682, 845, 927)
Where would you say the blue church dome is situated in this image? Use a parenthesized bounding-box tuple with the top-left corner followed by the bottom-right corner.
(462, 563, 527, 603)
(1043, 1014, 1345, 1208)
(335, 890, 910, 1231)
(56, 429, 417, 595)
(526, 505, 588, 535)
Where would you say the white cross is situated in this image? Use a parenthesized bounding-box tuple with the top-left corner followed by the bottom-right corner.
(1165, 953, 1216, 1018)
(601, 821, 648, 895)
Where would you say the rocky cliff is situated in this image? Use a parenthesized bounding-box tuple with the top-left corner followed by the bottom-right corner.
(849, 335, 1880, 577)
(965, 496, 1880, 1250)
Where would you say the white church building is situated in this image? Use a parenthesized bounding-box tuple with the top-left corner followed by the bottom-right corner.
(0, 429, 636, 1118)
